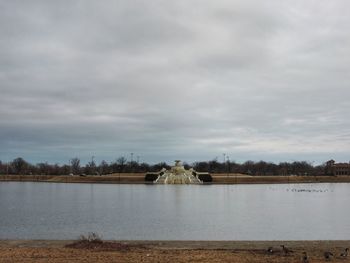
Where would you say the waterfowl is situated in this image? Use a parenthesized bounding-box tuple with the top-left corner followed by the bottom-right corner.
(301, 252, 309, 263)
(280, 245, 293, 255)
(340, 248, 349, 258)
(324, 251, 333, 261)
(267, 246, 273, 254)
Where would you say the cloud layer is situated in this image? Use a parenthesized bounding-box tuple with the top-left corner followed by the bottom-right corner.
(1, 0, 349, 164)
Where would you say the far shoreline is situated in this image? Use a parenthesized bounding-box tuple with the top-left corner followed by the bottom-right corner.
(1, 174, 350, 184)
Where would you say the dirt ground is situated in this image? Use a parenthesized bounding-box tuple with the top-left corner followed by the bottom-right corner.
(0, 240, 349, 263)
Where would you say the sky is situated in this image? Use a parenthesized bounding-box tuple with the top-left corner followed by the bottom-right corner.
(1, 0, 350, 165)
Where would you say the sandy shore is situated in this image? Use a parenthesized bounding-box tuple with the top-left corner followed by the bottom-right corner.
(1, 174, 350, 184)
(0, 240, 349, 262)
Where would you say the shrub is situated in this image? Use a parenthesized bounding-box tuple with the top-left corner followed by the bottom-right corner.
(198, 173, 212, 182)
(66, 232, 131, 251)
(145, 173, 158, 182)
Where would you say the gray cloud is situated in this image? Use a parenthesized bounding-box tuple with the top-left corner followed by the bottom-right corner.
(0, 0, 349, 164)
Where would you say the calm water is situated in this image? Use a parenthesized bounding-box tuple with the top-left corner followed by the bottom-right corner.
(0, 182, 350, 240)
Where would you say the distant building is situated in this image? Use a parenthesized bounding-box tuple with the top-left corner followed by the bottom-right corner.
(325, 160, 350, 176)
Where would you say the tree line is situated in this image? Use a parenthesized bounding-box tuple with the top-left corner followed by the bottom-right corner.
(0, 157, 327, 176)
(0, 157, 170, 175)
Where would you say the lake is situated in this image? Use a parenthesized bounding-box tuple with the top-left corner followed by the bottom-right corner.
(0, 182, 349, 240)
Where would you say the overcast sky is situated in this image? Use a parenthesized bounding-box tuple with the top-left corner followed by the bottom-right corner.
(1, 0, 349, 165)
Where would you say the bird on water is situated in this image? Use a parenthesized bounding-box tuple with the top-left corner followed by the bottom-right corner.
(280, 245, 293, 256)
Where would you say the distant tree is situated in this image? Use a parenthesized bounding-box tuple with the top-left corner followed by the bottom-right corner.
(292, 161, 313, 176)
(315, 164, 326, 176)
(0, 161, 3, 174)
(127, 161, 139, 173)
(0, 160, 4, 175)
(37, 162, 50, 175)
(70, 158, 81, 175)
(183, 162, 191, 170)
(255, 161, 268, 175)
(228, 161, 240, 174)
(208, 158, 220, 173)
(193, 161, 209, 172)
(61, 164, 71, 175)
(151, 162, 170, 172)
(98, 160, 110, 175)
(11, 157, 28, 174)
(242, 161, 255, 175)
(0, 157, 323, 177)
(85, 159, 96, 175)
(51, 164, 62, 175)
(226, 160, 231, 174)
(116, 157, 127, 173)
(278, 162, 290, 176)
(138, 162, 150, 173)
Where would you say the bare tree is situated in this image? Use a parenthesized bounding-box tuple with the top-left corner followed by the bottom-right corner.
(70, 158, 81, 175)
(98, 160, 109, 175)
(11, 157, 28, 174)
(116, 157, 127, 174)
(85, 159, 96, 175)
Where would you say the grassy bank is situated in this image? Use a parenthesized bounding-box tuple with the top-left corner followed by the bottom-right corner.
(0, 240, 349, 262)
(211, 174, 350, 184)
(1, 174, 350, 184)
(0, 174, 145, 184)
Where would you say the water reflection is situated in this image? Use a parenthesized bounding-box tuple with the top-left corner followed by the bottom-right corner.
(0, 182, 349, 240)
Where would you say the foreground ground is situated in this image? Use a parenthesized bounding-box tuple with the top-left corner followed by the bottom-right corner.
(0, 240, 349, 263)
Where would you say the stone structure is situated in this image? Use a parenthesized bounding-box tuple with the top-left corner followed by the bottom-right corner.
(145, 160, 211, 184)
(325, 160, 350, 176)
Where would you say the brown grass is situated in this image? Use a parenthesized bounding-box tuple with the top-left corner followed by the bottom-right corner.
(1, 240, 350, 262)
(211, 174, 350, 184)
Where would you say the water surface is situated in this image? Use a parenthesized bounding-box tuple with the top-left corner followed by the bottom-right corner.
(0, 182, 349, 240)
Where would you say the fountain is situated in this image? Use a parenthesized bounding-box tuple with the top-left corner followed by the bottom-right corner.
(145, 160, 212, 184)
